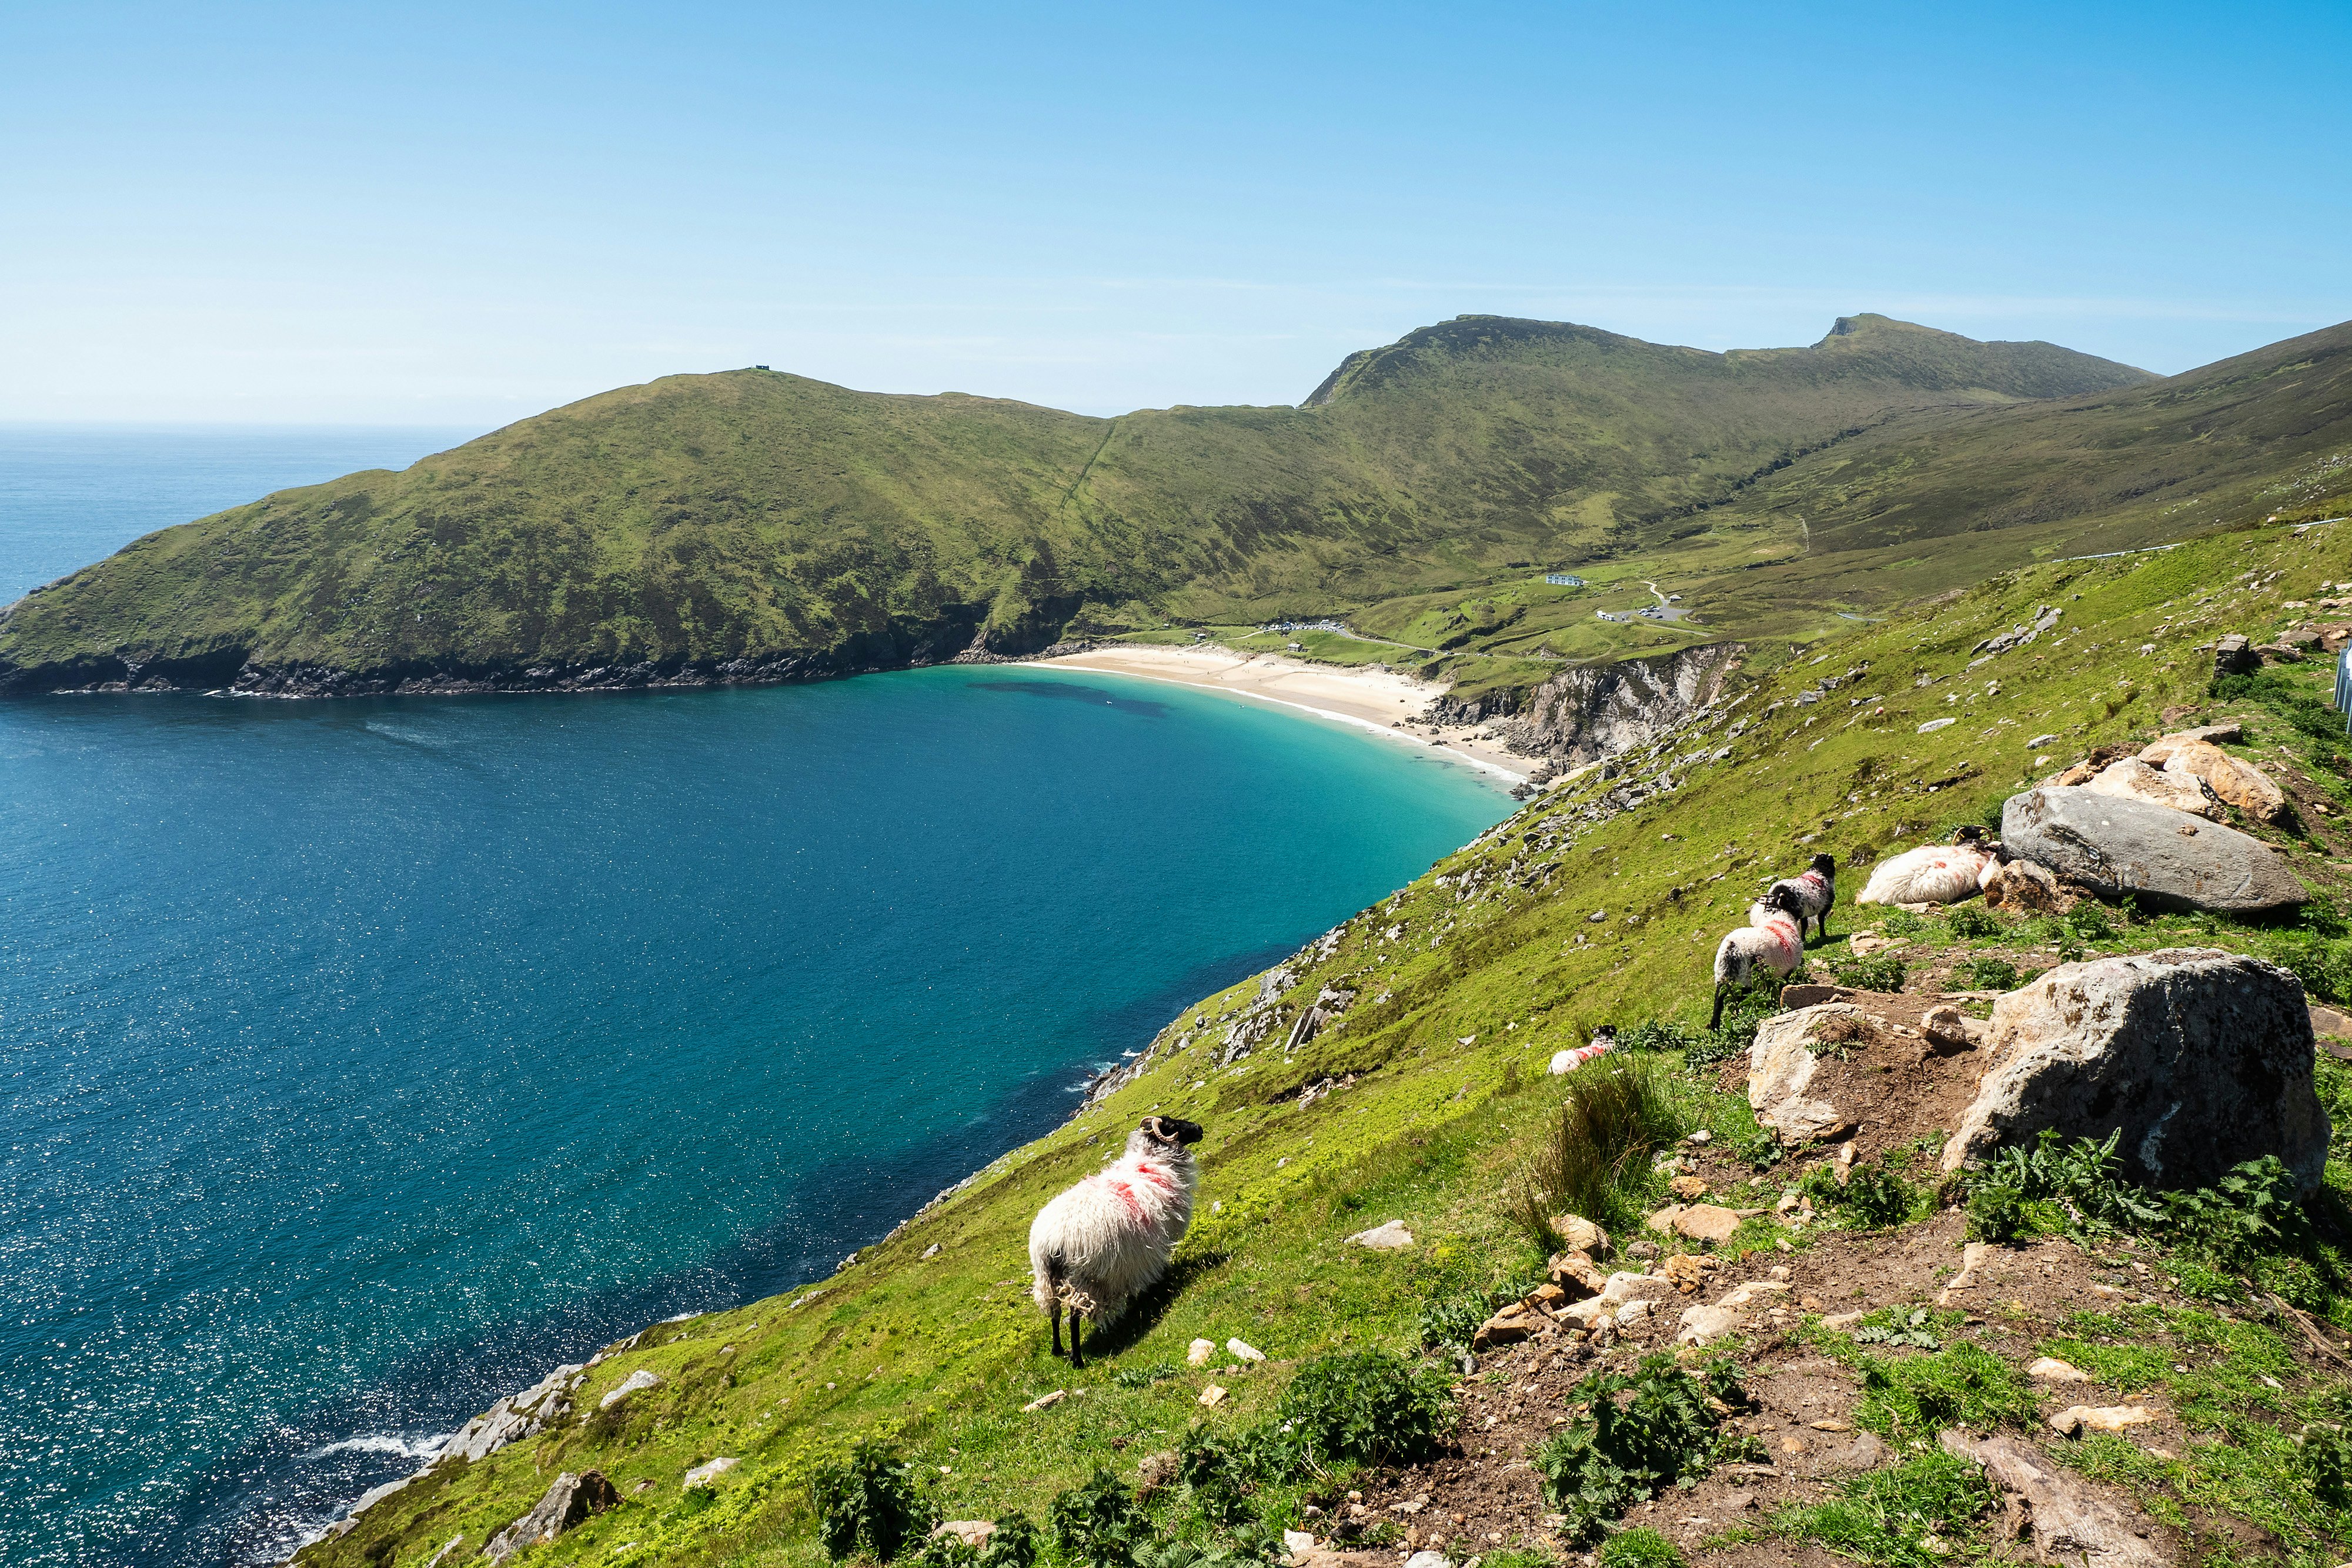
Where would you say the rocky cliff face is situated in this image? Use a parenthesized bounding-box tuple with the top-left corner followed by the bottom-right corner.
(1436, 643, 1745, 765)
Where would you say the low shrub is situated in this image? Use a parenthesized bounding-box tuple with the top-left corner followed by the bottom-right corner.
(1802, 1158, 1917, 1231)
(1880, 908, 1929, 937)
(911, 1513, 1039, 1567)
(1955, 955, 2023, 991)
(2164, 1155, 2311, 1266)
(1825, 951, 1906, 992)
(2298, 1423, 2352, 1509)
(1942, 905, 2004, 941)
(1278, 1349, 1455, 1466)
(1963, 1181, 2030, 1245)
(1532, 1354, 1758, 1542)
(814, 1439, 935, 1562)
(1048, 1467, 1149, 1567)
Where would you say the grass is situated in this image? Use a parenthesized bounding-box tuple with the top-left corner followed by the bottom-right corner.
(1761, 1451, 1996, 1568)
(301, 519, 2352, 1567)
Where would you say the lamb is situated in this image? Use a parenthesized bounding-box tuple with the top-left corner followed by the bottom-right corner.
(1709, 884, 1806, 1028)
(1855, 825, 1999, 907)
(1768, 852, 1837, 942)
(1028, 1114, 1204, 1368)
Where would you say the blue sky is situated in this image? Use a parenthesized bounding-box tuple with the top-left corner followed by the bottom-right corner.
(4, 1, 2346, 424)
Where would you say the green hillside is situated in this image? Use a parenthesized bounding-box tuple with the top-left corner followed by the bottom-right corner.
(0, 315, 2150, 693)
(298, 518, 2352, 1568)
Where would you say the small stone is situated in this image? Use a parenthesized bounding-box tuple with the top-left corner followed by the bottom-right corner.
(1820, 1310, 1866, 1329)
(1549, 1213, 1611, 1255)
(1227, 1338, 1265, 1363)
(597, 1368, 663, 1411)
(1670, 1175, 1709, 1201)
(2028, 1357, 2093, 1383)
(932, 1521, 999, 1548)
(1198, 1385, 1228, 1407)
(1849, 933, 1896, 956)
(1686, 1129, 1712, 1145)
(1346, 1220, 1415, 1250)
(1809, 1419, 1853, 1432)
(1188, 1338, 1217, 1366)
(1405, 1553, 1455, 1568)
(1283, 1529, 1317, 1554)
(1548, 1249, 1609, 1296)
(1672, 1204, 1745, 1245)
(2050, 1404, 2154, 1436)
(682, 1456, 738, 1488)
(1922, 1005, 1973, 1052)
(1022, 1389, 1068, 1413)
(1677, 1304, 1740, 1345)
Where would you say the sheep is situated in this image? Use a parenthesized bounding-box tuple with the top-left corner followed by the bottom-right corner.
(1028, 1114, 1204, 1368)
(1709, 884, 1806, 1028)
(1768, 852, 1838, 942)
(1855, 825, 1999, 907)
(1549, 1024, 1616, 1075)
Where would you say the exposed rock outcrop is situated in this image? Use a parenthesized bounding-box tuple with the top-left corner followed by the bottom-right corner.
(445, 1363, 586, 1463)
(2000, 787, 2306, 914)
(1942, 948, 2331, 1192)
(482, 1471, 619, 1566)
(1937, 1430, 2174, 1568)
(1439, 643, 1745, 764)
(1748, 1004, 1862, 1144)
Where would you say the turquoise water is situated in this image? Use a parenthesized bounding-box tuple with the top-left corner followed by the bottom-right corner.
(0, 434, 1511, 1566)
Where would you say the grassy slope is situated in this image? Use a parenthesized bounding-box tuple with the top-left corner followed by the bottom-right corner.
(312, 519, 2352, 1567)
(0, 316, 2148, 685)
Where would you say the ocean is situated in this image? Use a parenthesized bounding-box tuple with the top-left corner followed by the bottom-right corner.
(0, 429, 1512, 1566)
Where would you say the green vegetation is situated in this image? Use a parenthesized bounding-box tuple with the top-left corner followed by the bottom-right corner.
(295, 518, 2352, 1566)
(1531, 1355, 1757, 1542)
(0, 313, 2183, 691)
(1763, 1452, 1996, 1568)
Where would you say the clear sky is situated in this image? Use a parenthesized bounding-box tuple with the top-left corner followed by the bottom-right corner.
(4, 1, 2346, 426)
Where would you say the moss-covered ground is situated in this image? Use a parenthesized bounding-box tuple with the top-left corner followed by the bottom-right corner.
(308, 520, 2352, 1567)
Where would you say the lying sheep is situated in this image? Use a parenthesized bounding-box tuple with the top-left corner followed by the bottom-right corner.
(1028, 1114, 1204, 1368)
(1855, 825, 1999, 907)
(1710, 884, 1806, 1028)
(1769, 852, 1837, 942)
(1549, 1024, 1616, 1075)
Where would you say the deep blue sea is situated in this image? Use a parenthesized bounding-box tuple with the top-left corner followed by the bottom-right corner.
(0, 430, 1511, 1566)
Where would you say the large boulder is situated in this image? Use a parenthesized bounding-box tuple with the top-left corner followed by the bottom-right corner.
(483, 1471, 620, 1564)
(2156, 739, 2288, 825)
(2001, 788, 2306, 914)
(2082, 758, 2220, 820)
(1942, 948, 2330, 1192)
(1749, 1004, 1863, 1143)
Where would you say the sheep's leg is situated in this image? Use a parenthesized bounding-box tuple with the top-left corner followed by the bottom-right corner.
(1709, 982, 1727, 1030)
(1819, 907, 1831, 941)
(1048, 1299, 1064, 1360)
(1070, 1310, 1086, 1371)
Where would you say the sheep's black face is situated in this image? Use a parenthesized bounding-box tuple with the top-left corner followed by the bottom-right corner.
(1953, 825, 1987, 845)
(1809, 852, 1836, 875)
(1142, 1115, 1204, 1147)
(1763, 884, 1804, 916)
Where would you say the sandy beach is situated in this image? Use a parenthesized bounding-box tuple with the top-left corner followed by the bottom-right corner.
(1035, 643, 1534, 782)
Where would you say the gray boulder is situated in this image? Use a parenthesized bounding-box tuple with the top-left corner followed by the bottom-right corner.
(1942, 948, 2330, 1193)
(2214, 633, 2258, 678)
(2002, 787, 2306, 914)
(483, 1470, 619, 1564)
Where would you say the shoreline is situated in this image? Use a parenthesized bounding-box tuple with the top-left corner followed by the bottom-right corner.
(1035, 643, 1534, 783)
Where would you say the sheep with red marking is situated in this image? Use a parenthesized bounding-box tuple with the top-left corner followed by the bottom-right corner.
(1709, 883, 1807, 1028)
(1770, 852, 1838, 942)
(1028, 1114, 1203, 1368)
(1856, 825, 1999, 907)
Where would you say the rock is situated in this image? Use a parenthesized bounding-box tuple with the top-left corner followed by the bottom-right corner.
(683, 1456, 738, 1488)
(1849, 932, 1897, 956)
(934, 1520, 1000, 1548)
(1678, 1304, 1740, 1344)
(1614, 1299, 1655, 1327)
(2000, 787, 2307, 914)
(596, 1367, 663, 1412)
(2050, 1405, 2156, 1437)
(1982, 857, 2061, 911)
(1936, 1241, 1996, 1306)
(2214, 633, 2258, 678)
(1346, 1220, 1415, 1250)
(447, 1363, 588, 1462)
(1820, 1310, 1866, 1329)
(1188, 1338, 1217, 1366)
(1198, 1385, 1228, 1407)
(2160, 740, 2288, 825)
(1672, 1205, 1743, 1245)
(2137, 720, 2244, 761)
(2084, 758, 2222, 820)
(1022, 1389, 1068, 1413)
(2257, 643, 2303, 663)
(2029, 1356, 2094, 1383)
(1548, 1249, 1609, 1296)
(1940, 1430, 2172, 1568)
(482, 1471, 619, 1565)
(1659, 1252, 1717, 1292)
(1474, 1304, 1538, 1349)
(1405, 1553, 1455, 1568)
(2315, 1004, 2352, 1042)
(1549, 1213, 1611, 1256)
(1942, 948, 2330, 1192)
(1669, 1174, 1709, 1201)
(1921, 1005, 1974, 1052)
(1749, 1004, 1866, 1142)
(1227, 1338, 1266, 1363)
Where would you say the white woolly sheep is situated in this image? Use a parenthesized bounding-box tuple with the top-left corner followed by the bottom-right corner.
(1028, 1114, 1204, 1368)
(1768, 852, 1838, 941)
(1855, 826, 1998, 907)
(1710, 884, 1806, 1028)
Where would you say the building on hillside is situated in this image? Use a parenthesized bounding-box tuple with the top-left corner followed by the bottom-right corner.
(1545, 573, 1584, 587)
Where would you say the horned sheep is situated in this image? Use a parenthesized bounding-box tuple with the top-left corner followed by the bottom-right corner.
(1027, 1114, 1204, 1368)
